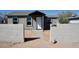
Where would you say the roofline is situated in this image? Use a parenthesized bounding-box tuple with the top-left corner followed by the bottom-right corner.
(6, 10, 46, 16)
(47, 16, 58, 18)
(6, 15, 28, 17)
(68, 16, 79, 19)
(28, 10, 46, 15)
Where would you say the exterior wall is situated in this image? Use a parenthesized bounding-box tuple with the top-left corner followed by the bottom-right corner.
(18, 17, 33, 30)
(7, 15, 45, 30)
(44, 17, 50, 30)
(50, 24, 79, 47)
(41, 16, 44, 30)
(69, 20, 79, 23)
(18, 17, 26, 27)
(0, 24, 24, 43)
(8, 18, 13, 24)
(7, 17, 34, 30)
(31, 15, 45, 30)
(32, 18, 36, 30)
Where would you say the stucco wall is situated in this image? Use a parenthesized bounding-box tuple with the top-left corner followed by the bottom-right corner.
(0, 24, 24, 43)
(8, 18, 13, 24)
(32, 18, 36, 30)
(18, 17, 33, 30)
(70, 20, 79, 23)
(7, 17, 36, 30)
(50, 24, 79, 47)
(7, 16, 45, 30)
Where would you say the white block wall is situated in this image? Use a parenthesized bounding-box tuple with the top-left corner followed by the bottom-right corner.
(0, 24, 24, 43)
(50, 24, 79, 47)
(70, 20, 79, 23)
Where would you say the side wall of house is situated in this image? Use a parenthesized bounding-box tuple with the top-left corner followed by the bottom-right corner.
(44, 17, 50, 30)
(18, 17, 33, 30)
(7, 15, 45, 30)
(69, 20, 79, 23)
(8, 18, 13, 24)
(42, 16, 44, 30)
(7, 17, 34, 30)
(32, 18, 36, 30)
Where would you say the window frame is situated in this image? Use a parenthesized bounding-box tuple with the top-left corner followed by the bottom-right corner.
(13, 17, 19, 24)
(27, 16, 32, 27)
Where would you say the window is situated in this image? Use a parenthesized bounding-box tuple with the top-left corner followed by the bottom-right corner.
(27, 16, 32, 26)
(13, 17, 18, 24)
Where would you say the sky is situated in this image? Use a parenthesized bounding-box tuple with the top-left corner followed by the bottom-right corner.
(0, 10, 79, 16)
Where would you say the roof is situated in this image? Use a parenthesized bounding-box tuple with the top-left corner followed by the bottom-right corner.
(47, 15, 58, 18)
(6, 11, 46, 16)
(68, 16, 79, 20)
(29, 11, 46, 15)
(6, 12, 31, 16)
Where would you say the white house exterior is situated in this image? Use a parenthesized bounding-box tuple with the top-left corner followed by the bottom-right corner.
(6, 11, 51, 30)
(68, 16, 79, 23)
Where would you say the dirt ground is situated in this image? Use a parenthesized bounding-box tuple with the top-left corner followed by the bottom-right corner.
(0, 30, 63, 48)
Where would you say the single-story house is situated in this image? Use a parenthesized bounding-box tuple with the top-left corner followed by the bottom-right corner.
(6, 11, 51, 30)
(68, 16, 79, 23)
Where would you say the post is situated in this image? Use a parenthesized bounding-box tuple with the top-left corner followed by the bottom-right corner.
(42, 16, 44, 30)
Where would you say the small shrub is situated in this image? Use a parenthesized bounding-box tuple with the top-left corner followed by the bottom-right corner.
(59, 18, 69, 24)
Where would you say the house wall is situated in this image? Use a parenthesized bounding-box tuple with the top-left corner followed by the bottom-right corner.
(18, 17, 33, 30)
(42, 16, 44, 30)
(0, 24, 24, 43)
(18, 17, 26, 27)
(31, 15, 44, 30)
(7, 15, 45, 30)
(7, 17, 34, 30)
(44, 17, 51, 30)
(69, 20, 79, 23)
(8, 18, 13, 24)
(32, 17, 36, 30)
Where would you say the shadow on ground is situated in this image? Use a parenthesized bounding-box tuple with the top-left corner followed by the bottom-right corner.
(24, 37, 40, 42)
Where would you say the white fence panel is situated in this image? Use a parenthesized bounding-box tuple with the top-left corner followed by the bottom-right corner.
(50, 24, 79, 47)
(0, 24, 24, 43)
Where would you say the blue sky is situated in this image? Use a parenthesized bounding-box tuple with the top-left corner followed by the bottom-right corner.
(0, 10, 79, 16)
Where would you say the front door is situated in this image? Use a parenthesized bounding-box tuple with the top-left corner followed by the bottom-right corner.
(36, 17, 42, 30)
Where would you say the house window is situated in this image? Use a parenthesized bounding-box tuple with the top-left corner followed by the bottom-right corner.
(13, 17, 18, 24)
(27, 16, 32, 26)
